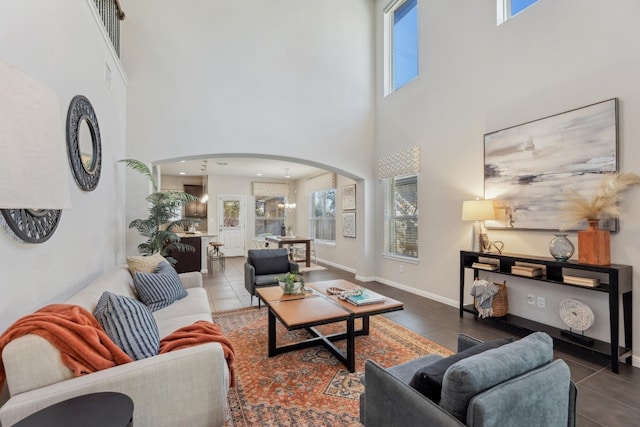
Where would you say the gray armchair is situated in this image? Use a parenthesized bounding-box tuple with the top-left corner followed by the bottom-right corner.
(244, 248, 299, 308)
(360, 332, 577, 427)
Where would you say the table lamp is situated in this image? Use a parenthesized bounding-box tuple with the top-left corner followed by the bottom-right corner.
(461, 199, 495, 252)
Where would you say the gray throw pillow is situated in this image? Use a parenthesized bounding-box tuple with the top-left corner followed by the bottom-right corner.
(408, 337, 513, 403)
(133, 261, 188, 311)
(94, 291, 160, 360)
(440, 332, 553, 423)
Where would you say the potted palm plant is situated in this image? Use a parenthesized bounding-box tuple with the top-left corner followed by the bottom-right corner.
(120, 159, 199, 266)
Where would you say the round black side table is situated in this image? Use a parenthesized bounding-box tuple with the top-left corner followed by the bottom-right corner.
(13, 392, 133, 427)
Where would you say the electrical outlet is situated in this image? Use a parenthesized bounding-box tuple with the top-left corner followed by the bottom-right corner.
(527, 295, 535, 305)
(536, 296, 546, 308)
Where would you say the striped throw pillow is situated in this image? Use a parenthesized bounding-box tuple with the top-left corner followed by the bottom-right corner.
(133, 261, 188, 311)
(94, 291, 160, 360)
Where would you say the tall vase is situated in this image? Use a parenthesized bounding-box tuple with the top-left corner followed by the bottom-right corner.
(578, 219, 610, 265)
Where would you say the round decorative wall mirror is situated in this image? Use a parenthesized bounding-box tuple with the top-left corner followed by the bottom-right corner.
(66, 95, 102, 191)
(1, 208, 62, 243)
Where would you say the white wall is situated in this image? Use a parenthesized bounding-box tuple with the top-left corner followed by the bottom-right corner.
(374, 0, 640, 356)
(0, 0, 128, 331)
(121, 0, 377, 275)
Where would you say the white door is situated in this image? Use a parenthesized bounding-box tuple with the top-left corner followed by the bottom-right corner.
(217, 195, 245, 257)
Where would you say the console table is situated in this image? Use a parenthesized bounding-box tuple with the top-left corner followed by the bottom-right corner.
(459, 250, 632, 373)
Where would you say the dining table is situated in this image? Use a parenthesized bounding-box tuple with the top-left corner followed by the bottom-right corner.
(265, 235, 313, 267)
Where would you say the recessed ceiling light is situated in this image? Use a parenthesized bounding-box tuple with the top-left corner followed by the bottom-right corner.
(180, 160, 186, 163)
(256, 173, 263, 176)
(179, 172, 186, 175)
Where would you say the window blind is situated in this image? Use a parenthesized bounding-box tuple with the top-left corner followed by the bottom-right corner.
(306, 172, 336, 193)
(252, 182, 288, 197)
(378, 145, 421, 179)
(384, 175, 418, 258)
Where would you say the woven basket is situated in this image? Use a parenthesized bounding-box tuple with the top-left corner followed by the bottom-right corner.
(474, 280, 508, 317)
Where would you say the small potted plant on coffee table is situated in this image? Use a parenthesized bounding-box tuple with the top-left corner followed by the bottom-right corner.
(275, 272, 305, 295)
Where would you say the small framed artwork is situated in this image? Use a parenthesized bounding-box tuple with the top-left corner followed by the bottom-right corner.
(342, 184, 356, 210)
(343, 212, 356, 238)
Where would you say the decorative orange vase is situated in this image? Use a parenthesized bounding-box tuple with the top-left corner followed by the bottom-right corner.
(578, 219, 611, 265)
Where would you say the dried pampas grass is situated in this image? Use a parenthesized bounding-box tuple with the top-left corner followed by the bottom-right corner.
(560, 173, 640, 230)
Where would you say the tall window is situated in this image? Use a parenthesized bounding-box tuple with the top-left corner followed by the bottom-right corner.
(255, 195, 285, 236)
(384, 0, 418, 95)
(310, 189, 336, 242)
(497, 0, 538, 25)
(384, 175, 418, 258)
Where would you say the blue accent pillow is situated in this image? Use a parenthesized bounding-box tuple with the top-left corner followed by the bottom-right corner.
(94, 291, 160, 360)
(408, 337, 513, 403)
(133, 261, 188, 311)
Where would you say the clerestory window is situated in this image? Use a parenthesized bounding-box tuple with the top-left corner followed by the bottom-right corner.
(497, 0, 538, 25)
(384, 0, 419, 95)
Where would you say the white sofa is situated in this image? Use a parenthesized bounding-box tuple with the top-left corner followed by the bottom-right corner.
(0, 265, 229, 427)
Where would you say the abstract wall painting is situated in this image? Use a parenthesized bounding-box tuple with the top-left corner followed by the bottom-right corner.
(484, 98, 618, 231)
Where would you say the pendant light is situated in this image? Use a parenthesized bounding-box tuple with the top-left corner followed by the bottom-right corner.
(284, 168, 296, 211)
(200, 160, 209, 203)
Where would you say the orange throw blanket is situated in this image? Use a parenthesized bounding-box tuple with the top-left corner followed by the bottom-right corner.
(0, 304, 133, 390)
(160, 320, 236, 387)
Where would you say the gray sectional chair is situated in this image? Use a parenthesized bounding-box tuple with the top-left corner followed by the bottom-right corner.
(244, 248, 299, 308)
(360, 332, 577, 427)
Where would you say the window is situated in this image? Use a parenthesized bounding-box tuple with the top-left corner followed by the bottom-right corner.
(497, 0, 538, 25)
(384, 175, 418, 259)
(310, 189, 336, 242)
(384, 0, 418, 95)
(255, 195, 285, 236)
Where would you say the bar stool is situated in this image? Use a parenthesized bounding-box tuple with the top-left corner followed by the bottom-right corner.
(208, 241, 225, 271)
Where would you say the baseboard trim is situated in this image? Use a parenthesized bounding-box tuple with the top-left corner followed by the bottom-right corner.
(374, 276, 459, 308)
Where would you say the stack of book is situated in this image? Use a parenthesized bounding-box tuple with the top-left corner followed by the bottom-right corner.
(511, 265, 543, 277)
(346, 290, 386, 306)
(563, 275, 600, 287)
(471, 262, 498, 271)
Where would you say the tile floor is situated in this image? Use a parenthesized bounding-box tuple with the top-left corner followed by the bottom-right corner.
(204, 257, 640, 426)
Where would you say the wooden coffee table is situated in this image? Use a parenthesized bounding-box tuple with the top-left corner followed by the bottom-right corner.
(256, 279, 403, 372)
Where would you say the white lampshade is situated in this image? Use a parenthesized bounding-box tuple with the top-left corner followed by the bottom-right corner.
(0, 61, 71, 209)
(461, 200, 495, 221)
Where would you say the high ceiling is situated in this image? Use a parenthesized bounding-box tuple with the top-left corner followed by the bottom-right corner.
(159, 157, 326, 180)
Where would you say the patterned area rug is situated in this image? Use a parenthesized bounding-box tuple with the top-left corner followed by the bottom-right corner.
(215, 307, 453, 426)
